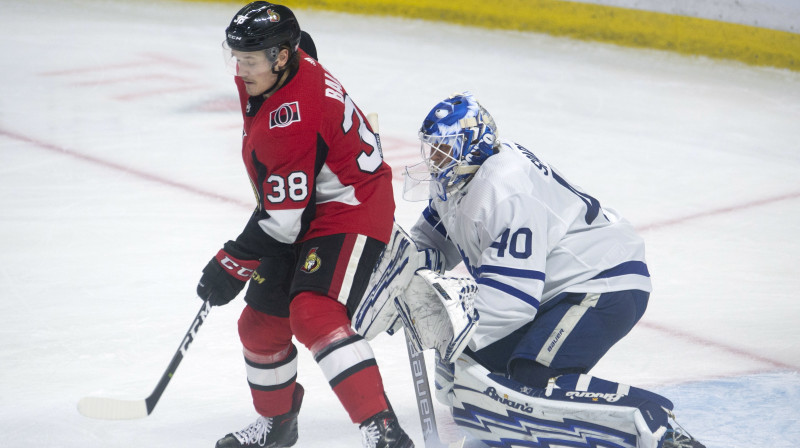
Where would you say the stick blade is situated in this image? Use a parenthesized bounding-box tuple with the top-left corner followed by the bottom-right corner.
(77, 396, 149, 420)
(448, 437, 466, 448)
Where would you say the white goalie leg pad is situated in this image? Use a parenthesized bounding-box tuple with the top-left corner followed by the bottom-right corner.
(450, 354, 670, 448)
(434, 351, 456, 407)
(395, 269, 479, 363)
(352, 223, 444, 340)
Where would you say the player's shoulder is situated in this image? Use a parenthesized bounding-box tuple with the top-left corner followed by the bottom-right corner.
(289, 56, 326, 100)
(293, 57, 352, 122)
(472, 142, 536, 190)
(460, 141, 546, 217)
(298, 55, 347, 96)
(493, 140, 550, 169)
(297, 51, 323, 78)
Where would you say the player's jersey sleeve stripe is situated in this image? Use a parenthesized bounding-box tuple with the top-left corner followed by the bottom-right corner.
(476, 277, 540, 309)
(591, 260, 650, 280)
(478, 265, 546, 281)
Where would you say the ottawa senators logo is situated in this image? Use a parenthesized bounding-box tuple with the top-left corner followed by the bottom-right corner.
(301, 248, 321, 274)
(269, 101, 300, 128)
(266, 9, 280, 22)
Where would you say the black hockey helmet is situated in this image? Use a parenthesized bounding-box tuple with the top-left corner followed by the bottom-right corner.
(225, 2, 301, 54)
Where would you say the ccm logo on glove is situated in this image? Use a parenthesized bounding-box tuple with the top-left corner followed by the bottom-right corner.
(216, 252, 257, 281)
(197, 248, 260, 306)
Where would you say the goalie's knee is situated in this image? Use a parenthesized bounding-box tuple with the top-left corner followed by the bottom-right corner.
(509, 358, 583, 388)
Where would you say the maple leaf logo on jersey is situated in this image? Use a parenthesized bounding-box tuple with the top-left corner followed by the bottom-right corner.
(269, 101, 301, 128)
(301, 248, 321, 274)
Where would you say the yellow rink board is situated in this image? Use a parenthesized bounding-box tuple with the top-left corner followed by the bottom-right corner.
(193, 0, 799, 71)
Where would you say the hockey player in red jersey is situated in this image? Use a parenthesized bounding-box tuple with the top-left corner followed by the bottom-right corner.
(196, 3, 411, 448)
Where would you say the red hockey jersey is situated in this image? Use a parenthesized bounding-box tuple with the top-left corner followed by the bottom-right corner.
(235, 50, 395, 247)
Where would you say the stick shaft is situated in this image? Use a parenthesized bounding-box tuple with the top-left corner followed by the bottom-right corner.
(144, 299, 212, 413)
(404, 328, 444, 448)
(78, 300, 212, 420)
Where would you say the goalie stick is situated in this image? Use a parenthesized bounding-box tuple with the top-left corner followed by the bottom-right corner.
(368, 110, 463, 448)
(77, 300, 212, 420)
(404, 327, 465, 448)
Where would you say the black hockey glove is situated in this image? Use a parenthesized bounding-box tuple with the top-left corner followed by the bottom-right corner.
(197, 243, 260, 306)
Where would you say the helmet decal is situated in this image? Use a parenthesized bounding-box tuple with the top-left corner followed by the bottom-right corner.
(225, 2, 301, 53)
(418, 92, 498, 200)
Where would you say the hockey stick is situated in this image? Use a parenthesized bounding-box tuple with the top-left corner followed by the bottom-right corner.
(404, 328, 465, 448)
(77, 300, 212, 420)
(369, 108, 461, 448)
(404, 327, 444, 447)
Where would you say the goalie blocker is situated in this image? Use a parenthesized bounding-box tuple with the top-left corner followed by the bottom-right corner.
(353, 223, 479, 364)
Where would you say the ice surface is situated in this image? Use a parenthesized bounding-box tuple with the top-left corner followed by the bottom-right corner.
(1, 1, 798, 447)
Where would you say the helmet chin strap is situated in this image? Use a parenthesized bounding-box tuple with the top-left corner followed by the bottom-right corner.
(453, 165, 479, 175)
(260, 68, 289, 98)
(261, 49, 297, 98)
(440, 165, 479, 199)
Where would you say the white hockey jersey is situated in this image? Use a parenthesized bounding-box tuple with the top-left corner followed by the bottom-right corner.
(410, 139, 652, 351)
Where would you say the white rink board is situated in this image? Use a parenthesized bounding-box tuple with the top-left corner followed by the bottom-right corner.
(0, 1, 798, 448)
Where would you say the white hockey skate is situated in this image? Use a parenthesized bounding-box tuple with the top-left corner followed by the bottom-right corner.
(661, 420, 706, 448)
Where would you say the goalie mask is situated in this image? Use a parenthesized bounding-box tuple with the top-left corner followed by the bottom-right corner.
(416, 92, 498, 200)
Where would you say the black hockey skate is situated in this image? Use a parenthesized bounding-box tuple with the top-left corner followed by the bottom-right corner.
(360, 410, 414, 448)
(216, 384, 304, 448)
(661, 424, 706, 448)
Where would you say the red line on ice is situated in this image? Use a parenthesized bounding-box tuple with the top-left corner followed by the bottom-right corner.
(113, 84, 209, 101)
(38, 52, 202, 77)
(5, 127, 798, 374)
(638, 320, 798, 371)
(637, 192, 800, 231)
(69, 74, 195, 87)
(0, 128, 251, 209)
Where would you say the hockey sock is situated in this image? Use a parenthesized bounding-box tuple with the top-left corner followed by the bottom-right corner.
(238, 305, 297, 416)
(290, 292, 389, 423)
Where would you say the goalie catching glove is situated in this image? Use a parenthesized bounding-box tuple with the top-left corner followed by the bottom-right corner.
(352, 223, 444, 339)
(352, 223, 478, 363)
(395, 269, 479, 363)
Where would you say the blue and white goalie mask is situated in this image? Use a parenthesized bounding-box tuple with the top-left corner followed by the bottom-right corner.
(411, 92, 498, 201)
